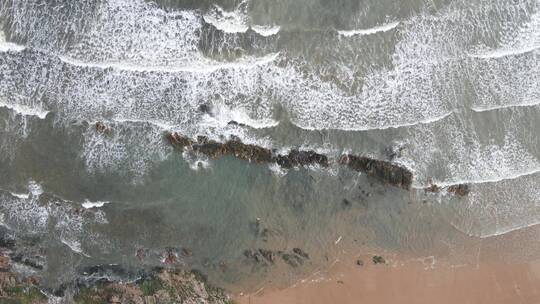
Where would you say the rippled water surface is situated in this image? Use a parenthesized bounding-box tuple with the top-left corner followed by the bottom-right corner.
(0, 0, 538, 293)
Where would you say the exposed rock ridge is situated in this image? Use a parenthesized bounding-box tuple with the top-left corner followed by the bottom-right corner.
(166, 132, 416, 190)
(165, 132, 470, 195)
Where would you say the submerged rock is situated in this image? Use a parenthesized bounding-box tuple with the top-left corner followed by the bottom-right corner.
(339, 154, 413, 190)
(258, 249, 276, 264)
(292, 248, 309, 259)
(181, 247, 193, 257)
(281, 253, 303, 268)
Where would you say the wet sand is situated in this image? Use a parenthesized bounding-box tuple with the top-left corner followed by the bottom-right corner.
(237, 258, 540, 304)
(236, 226, 540, 304)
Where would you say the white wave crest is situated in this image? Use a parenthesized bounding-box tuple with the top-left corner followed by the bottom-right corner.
(252, 25, 281, 37)
(59, 52, 279, 74)
(112, 118, 175, 130)
(82, 200, 110, 209)
(441, 171, 540, 239)
(203, 2, 249, 34)
(469, 9, 540, 60)
(292, 111, 452, 132)
(338, 21, 400, 37)
(0, 101, 49, 119)
(0, 31, 25, 52)
(426, 167, 540, 189)
(471, 99, 540, 112)
(469, 45, 539, 59)
(202, 103, 280, 129)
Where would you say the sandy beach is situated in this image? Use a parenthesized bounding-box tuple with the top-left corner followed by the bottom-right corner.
(237, 258, 540, 304)
(237, 225, 540, 304)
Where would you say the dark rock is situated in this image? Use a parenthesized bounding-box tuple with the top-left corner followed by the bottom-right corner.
(227, 120, 247, 127)
(0, 256, 11, 271)
(181, 248, 193, 257)
(167, 133, 460, 193)
(10, 252, 45, 270)
(81, 264, 130, 280)
(292, 248, 309, 259)
(372, 256, 385, 265)
(167, 132, 329, 169)
(74, 268, 231, 304)
(276, 150, 329, 168)
(224, 139, 273, 163)
(447, 184, 470, 196)
(340, 154, 413, 190)
(136, 248, 146, 262)
(167, 133, 194, 150)
(197, 136, 209, 144)
(385, 144, 406, 161)
(258, 249, 275, 264)
(162, 250, 178, 265)
(244, 249, 279, 265)
(356, 259, 364, 266)
(0, 233, 16, 249)
(249, 218, 271, 241)
(281, 253, 303, 268)
(198, 104, 212, 114)
(424, 183, 470, 196)
(425, 183, 441, 193)
(95, 122, 111, 134)
(218, 261, 227, 272)
(243, 249, 263, 264)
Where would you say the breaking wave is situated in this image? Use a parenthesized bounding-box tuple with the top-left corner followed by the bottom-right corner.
(0, 100, 49, 119)
(0, 31, 25, 52)
(337, 21, 400, 37)
(59, 52, 280, 74)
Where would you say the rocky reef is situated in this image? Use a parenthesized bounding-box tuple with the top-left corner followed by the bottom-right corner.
(166, 132, 418, 189)
(0, 231, 233, 304)
(167, 132, 329, 168)
(166, 132, 472, 196)
(73, 268, 233, 304)
(425, 182, 471, 197)
(338, 154, 412, 190)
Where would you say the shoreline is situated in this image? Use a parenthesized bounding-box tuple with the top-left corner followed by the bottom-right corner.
(236, 254, 540, 304)
(235, 224, 540, 304)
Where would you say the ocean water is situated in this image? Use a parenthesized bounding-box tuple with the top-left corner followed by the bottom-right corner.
(0, 0, 538, 293)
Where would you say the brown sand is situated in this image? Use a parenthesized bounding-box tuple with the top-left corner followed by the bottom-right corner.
(236, 225, 540, 304)
(237, 258, 540, 304)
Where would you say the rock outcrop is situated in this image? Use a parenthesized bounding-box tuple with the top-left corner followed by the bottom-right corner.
(446, 184, 471, 196)
(166, 132, 471, 196)
(425, 183, 471, 197)
(339, 154, 413, 190)
(167, 132, 329, 168)
(74, 268, 232, 304)
(0, 249, 47, 303)
(0, 228, 232, 304)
